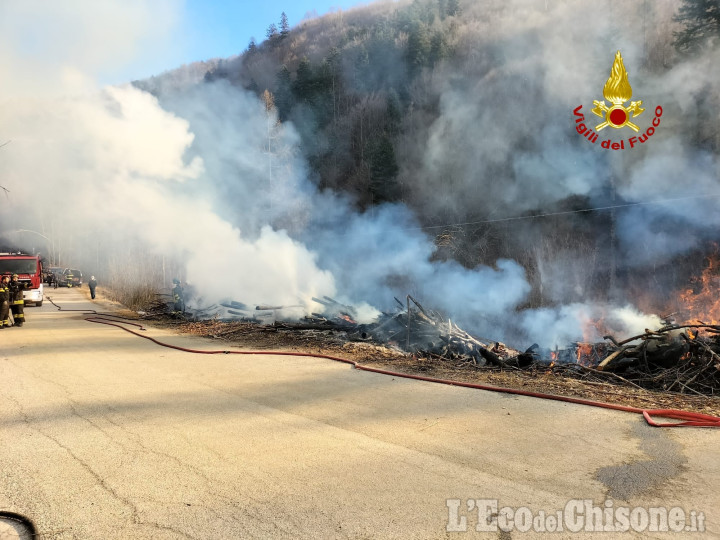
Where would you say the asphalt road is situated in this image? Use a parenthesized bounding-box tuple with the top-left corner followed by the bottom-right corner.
(0, 287, 718, 539)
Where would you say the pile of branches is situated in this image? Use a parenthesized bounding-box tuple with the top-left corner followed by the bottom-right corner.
(296, 299, 720, 396)
(365, 298, 720, 395)
(145, 292, 220, 320)
(142, 294, 178, 318)
(598, 323, 720, 395)
(211, 294, 536, 367)
(153, 289, 720, 396)
(361, 295, 538, 368)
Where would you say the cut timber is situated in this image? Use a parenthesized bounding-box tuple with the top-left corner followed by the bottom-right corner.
(596, 348, 627, 371)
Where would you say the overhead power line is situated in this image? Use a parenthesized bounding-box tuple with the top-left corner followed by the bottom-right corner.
(418, 192, 720, 231)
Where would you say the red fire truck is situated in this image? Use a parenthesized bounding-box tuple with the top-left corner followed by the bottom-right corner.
(0, 253, 44, 306)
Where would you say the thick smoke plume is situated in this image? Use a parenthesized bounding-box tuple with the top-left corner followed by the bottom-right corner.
(1, 0, 717, 349)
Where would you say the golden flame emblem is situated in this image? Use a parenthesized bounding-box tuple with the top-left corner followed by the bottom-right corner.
(592, 51, 644, 132)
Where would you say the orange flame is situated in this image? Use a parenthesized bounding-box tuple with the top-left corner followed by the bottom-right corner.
(575, 342, 595, 367)
(548, 351, 557, 369)
(676, 248, 720, 325)
(579, 309, 609, 344)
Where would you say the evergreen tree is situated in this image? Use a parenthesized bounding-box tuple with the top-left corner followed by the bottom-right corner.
(446, 0, 460, 17)
(354, 46, 370, 92)
(370, 136, 400, 203)
(247, 37, 257, 52)
(274, 65, 293, 120)
(408, 0, 435, 25)
(326, 47, 342, 76)
(245, 79, 260, 94)
(314, 59, 336, 126)
(407, 22, 431, 72)
(324, 47, 343, 123)
(386, 89, 402, 135)
(266, 23, 278, 41)
(293, 57, 315, 103)
(429, 30, 448, 65)
(674, 0, 720, 53)
(316, 59, 334, 93)
(280, 12, 290, 38)
(438, 0, 447, 20)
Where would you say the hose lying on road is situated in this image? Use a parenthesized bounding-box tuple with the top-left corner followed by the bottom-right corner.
(0, 511, 37, 537)
(45, 297, 720, 428)
(45, 295, 146, 324)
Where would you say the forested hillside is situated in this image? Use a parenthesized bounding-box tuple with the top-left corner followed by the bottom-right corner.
(136, 0, 720, 313)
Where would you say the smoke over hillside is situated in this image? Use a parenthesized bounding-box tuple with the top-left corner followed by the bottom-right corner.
(1, 0, 718, 348)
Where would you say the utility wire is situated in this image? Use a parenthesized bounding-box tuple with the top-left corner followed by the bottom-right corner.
(418, 191, 720, 231)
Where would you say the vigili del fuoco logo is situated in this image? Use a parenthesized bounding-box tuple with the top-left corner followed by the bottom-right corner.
(573, 51, 662, 150)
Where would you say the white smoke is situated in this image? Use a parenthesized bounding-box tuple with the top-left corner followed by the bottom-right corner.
(395, 0, 720, 344)
(0, 0, 182, 95)
(0, 70, 537, 335)
(0, 84, 339, 308)
(2, 0, 713, 349)
(520, 304, 662, 350)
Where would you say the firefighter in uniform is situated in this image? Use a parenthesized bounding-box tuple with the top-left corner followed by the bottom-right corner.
(9, 273, 27, 327)
(172, 278, 185, 313)
(0, 275, 10, 328)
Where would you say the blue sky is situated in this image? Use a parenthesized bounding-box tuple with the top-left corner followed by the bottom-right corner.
(0, 1, 375, 93)
(128, 0, 372, 83)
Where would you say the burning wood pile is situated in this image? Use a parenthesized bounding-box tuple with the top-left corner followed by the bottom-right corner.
(594, 323, 720, 395)
(356, 295, 536, 368)
(208, 294, 536, 368)
(349, 298, 720, 396)
(151, 286, 720, 396)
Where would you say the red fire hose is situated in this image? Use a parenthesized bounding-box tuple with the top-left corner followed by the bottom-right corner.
(42, 296, 720, 428)
(80, 315, 720, 428)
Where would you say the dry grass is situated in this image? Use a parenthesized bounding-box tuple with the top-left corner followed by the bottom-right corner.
(101, 284, 159, 311)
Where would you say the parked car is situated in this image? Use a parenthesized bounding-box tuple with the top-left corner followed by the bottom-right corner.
(59, 268, 83, 287)
(44, 266, 63, 284)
